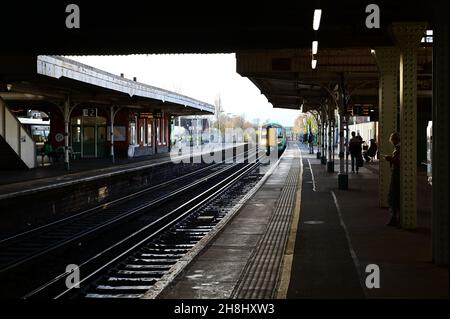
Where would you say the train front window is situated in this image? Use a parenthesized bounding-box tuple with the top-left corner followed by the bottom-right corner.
(277, 128, 283, 138)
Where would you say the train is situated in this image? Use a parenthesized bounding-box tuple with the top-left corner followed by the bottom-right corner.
(260, 123, 287, 156)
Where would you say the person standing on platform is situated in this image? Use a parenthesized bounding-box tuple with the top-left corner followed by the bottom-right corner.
(303, 133, 308, 145)
(349, 131, 363, 174)
(308, 133, 314, 154)
(383, 132, 401, 226)
(43, 140, 56, 164)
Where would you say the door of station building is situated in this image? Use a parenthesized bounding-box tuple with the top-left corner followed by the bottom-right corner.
(71, 115, 107, 158)
(83, 126, 96, 157)
(97, 126, 106, 158)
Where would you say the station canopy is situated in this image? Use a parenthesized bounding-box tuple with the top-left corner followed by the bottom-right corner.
(0, 55, 214, 115)
(0, 0, 440, 113)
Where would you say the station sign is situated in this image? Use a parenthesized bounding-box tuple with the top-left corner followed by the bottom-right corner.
(140, 112, 154, 119)
(82, 108, 97, 117)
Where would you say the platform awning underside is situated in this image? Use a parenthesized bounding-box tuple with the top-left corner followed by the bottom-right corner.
(236, 47, 432, 113)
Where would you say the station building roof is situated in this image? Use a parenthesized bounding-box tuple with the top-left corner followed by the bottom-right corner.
(0, 55, 214, 116)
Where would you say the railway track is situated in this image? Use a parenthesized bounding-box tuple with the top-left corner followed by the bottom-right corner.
(0, 148, 267, 298)
(0, 161, 223, 273)
(75, 162, 261, 299)
(22, 160, 262, 299)
(0, 147, 259, 273)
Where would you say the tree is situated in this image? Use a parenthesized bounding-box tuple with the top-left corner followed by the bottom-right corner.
(292, 113, 318, 141)
(213, 94, 224, 134)
(305, 114, 318, 134)
(293, 114, 306, 138)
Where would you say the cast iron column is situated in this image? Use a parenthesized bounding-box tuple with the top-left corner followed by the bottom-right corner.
(373, 47, 400, 207)
(393, 22, 427, 229)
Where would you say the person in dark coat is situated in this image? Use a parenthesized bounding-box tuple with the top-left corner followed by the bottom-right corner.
(308, 133, 314, 154)
(43, 140, 57, 164)
(384, 132, 400, 226)
(363, 138, 378, 162)
(348, 131, 363, 174)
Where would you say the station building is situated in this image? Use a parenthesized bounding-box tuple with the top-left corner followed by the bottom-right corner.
(0, 55, 214, 168)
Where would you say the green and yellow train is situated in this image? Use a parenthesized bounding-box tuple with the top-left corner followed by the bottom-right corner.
(260, 123, 287, 156)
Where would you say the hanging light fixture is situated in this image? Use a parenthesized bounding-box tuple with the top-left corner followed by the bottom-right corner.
(312, 41, 318, 55)
(313, 9, 322, 31)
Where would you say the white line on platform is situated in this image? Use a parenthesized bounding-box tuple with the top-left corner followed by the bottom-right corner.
(307, 158, 317, 192)
(331, 190, 368, 298)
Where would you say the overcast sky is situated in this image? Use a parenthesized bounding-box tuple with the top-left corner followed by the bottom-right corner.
(66, 54, 300, 127)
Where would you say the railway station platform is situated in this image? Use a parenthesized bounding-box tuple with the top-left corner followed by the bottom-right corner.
(0, 143, 239, 199)
(154, 142, 448, 299)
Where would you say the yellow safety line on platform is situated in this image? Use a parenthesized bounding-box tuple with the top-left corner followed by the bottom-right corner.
(276, 143, 303, 299)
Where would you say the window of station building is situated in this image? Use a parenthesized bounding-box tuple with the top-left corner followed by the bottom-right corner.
(130, 122, 137, 145)
(156, 119, 160, 144)
(138, 118, 145, 145)
(140, 125, 145, 144)
(147, 122, 152, 146)
(72, 126, 81, 143)
(161, 117, 166, 145)
(71, 117, 81, 126)
(154, 117, 167, 145)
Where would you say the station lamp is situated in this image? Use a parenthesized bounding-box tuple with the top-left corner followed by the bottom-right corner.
(311, 59, 318, 69)
(312, 41, 318, 55)
(313, 9, 322, 31)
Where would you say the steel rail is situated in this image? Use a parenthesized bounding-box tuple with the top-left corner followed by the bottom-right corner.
(23, 160, 259, 299)
(0, 160, 246, 274)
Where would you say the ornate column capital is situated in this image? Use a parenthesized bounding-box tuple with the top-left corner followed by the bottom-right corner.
(373, 47, 400, 75)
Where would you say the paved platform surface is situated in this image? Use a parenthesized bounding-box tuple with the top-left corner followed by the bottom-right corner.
(157, 142, 448, 299)
(0, 152, 170, 187)
(0, 143, 239, 199)
(287, 145, 448, 299)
